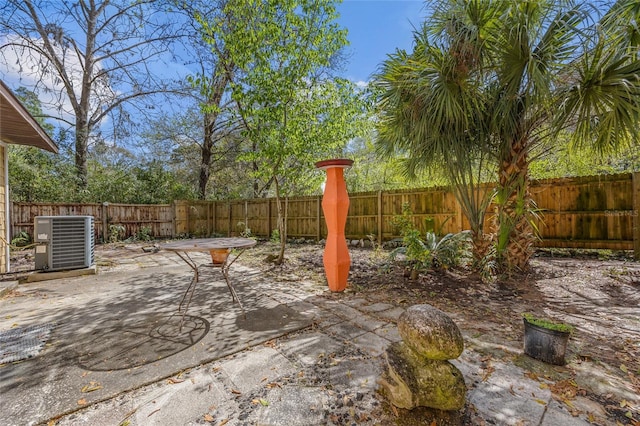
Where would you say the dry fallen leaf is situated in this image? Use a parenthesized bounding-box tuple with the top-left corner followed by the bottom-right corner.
(219, 419, 229, 426)
(77, 398, 87, 406)
(203, 414, 214, 422)
(391, 405, 399, 417)
(524, 371, 539, 381)
(562, 398, 576, 409)
(481, 365, 495, 382)
(358, 413, 370, 422)
(81, 381, 103, 393)
(231, 389, 242, 395)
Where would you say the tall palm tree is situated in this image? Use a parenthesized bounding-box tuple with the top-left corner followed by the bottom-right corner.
(375, 0, 640, 274)
(374, 3, 500, 265)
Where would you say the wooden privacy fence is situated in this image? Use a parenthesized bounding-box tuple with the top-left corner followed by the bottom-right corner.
(10, 172, 640, 255)
(11, 202, 174, 243)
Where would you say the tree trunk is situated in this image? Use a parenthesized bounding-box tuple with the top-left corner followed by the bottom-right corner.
(274, 178, 287, 265)
(75, 117, 89, 191)
(198, 111, 215, 199)
(197, 63, 229, 200)
(252, 142, 260, 197)
(495, 137, 535, 273)
(471, 230, 492, 268)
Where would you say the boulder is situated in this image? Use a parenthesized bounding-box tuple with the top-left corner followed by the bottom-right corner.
(379, 342, 466, 411)
(397, 304, 463, 360)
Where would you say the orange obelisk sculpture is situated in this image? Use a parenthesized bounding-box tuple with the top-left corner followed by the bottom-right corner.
(316, 159, 353, 292)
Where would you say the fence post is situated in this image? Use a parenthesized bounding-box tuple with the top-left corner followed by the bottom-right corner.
(211, 201, 216, 236)
(285, 196, 289, 240)
(207, 201, 211, 236)
(102, 202, 109, 243)
(377, 190, 383, 246)
(265, 199, 271, 240)
(171, 201, 176, 238)
(316, 195, 322, 241)
(633, 172, 640, 259)
(244, 200, 248, 235)
(9, 200, 14, 240)
(227, 201, 232, 237)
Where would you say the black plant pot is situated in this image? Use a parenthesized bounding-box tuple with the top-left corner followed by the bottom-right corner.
(523, 318, 570, 365)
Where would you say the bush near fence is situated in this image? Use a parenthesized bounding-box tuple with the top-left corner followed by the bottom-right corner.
(11, 173, 639, 255)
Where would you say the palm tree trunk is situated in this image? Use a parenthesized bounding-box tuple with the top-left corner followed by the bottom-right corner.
(495, 137, 536, 273)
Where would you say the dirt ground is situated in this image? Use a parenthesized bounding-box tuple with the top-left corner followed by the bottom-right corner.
(238, 242, 640, 424)
(5, 240, 640, 424)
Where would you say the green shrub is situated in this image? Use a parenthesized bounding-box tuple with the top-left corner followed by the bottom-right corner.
(11, 231, 31, 248)
(237, 221, 252, 238)
(390, 204, 471, 273)
(136, 226, 152, 241)
(109, 224, 126, 243)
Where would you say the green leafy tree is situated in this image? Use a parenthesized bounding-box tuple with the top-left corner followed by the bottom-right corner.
(344, 134, 450, 193)
(8, 88, 76, 202)
(139, 106, 248, 200)
(201, 0, 369, 264)
(178, 0, 244, 199)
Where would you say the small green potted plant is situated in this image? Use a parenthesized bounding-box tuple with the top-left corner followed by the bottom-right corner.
(522, 313, 575, 365)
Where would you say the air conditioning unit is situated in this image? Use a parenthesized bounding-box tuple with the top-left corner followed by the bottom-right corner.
(34, 216, 95, 271)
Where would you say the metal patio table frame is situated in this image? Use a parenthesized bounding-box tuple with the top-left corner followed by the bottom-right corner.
(162, 237, 257, 327)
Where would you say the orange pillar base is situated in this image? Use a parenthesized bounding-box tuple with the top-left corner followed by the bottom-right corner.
(323, 234, 350, 292)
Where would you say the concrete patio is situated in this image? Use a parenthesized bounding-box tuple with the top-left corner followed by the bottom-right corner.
(0, 245, 615, 425)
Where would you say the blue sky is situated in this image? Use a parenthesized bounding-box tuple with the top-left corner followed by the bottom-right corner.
(0, 1, 429, 132)
(336, 0, 427, 83)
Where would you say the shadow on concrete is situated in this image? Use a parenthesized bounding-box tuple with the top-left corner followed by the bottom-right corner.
(0, 265, 313, 425)
(77, 313, 209, 371)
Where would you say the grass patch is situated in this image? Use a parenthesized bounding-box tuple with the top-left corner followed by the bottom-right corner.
(523, 313, 574, 334)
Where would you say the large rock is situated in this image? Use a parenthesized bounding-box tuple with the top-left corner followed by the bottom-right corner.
(397, 304, 463, 360)
(379, 342, 466, 411)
